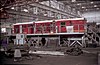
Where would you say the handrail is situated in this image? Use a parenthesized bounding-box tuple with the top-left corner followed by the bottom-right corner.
(34, 24, 85, 34)
(85, 33, 99, 44)
(87, 27, 100, 38)
(15, 24, 85, 34)
(84, 26, 100, 45)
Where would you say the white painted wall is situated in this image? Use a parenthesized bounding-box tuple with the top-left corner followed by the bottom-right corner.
(82, 11, 100, 23)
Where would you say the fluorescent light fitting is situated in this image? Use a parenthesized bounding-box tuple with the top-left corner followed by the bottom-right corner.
(72, 0, 76, 2)
(97, 8, 99, 10)
(23, 9, 28, 12)
(94, 5, 97, 7)
(77, 3, 81, 5)
(82, 7, 85, 8)
(11, 7, 14, 9)
(90, 2, 93, 4)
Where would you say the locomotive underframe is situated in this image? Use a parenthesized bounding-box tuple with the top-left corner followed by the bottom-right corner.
(25, 33, 85, 48)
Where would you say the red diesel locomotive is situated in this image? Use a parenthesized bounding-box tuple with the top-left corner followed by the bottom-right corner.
(13, 18, 87, 47)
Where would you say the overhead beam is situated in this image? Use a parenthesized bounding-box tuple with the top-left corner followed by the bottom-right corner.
(0, 0, 46, 9)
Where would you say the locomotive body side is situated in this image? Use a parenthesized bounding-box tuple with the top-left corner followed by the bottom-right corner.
(13, 18, 86, 34)
(13, 22, 34, 34)
(14, 25, 20, 33)
(55, 19, 86, 33)
(35, 21, 52, 33)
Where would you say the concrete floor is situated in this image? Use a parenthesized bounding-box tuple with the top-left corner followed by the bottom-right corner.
(2, 53, 98, 65)
(1, 47, 99, 65)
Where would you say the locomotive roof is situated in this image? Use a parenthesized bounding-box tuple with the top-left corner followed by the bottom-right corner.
(35, 18, 85, 23)
(13, 18, 85, 25)
(13, 21, 34, 25)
